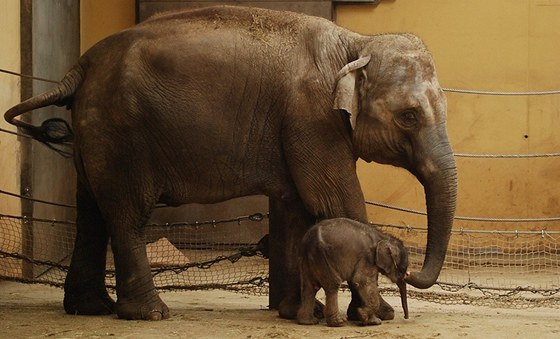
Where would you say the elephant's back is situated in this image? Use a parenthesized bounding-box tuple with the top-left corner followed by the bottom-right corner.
(140, 5, 326, 36)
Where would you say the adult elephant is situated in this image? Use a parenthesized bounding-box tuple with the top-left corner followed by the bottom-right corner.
(5, 6, 457, 321)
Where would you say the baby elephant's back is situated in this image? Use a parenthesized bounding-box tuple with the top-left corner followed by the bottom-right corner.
(303, 218, 375, 259)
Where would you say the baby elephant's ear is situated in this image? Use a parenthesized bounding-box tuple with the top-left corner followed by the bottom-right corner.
(376, 240, 399, 278)
(333, 55, 371, 129)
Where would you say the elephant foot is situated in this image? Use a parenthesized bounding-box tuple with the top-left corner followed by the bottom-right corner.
(63, 289, 116, 315)
(116, 293, 169, 320)
(378, 299, 395, 321)
(278, 297, 298, 319)
(326, 312, 347, 327)
(357, 307, 382, 326)
(296, 313, 319, 325)
(279, 298, 324, 320)
(348, 295, 394, 321)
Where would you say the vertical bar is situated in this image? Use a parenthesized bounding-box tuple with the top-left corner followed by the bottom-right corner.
(19, 0, 34, 279)
(267, 198, 284, 309)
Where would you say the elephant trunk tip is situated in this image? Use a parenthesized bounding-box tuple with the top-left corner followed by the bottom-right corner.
(397, 279, 409, 319)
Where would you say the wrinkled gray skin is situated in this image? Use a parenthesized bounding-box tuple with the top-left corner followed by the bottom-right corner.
(297, 218, 408, 327)
(5, 6, 457, 321)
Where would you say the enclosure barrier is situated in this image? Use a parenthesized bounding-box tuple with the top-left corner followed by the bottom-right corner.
(1, 69, 559, 308)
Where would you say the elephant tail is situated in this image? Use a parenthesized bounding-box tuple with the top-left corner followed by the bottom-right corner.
(4, 63, 84, 147)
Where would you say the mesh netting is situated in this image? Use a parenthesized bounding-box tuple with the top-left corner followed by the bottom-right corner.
(377, 224, 560, 308)
(0, 213, 269, 294)
(1, 210, 558, 308)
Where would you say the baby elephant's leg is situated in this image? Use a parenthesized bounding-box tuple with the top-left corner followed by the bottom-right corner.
(323, 285, 347, 327)
(351, 264, 382, 326)
(297, 262, 320, 325)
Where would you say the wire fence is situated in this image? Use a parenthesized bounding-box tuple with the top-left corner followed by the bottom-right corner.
(1, 68, 559, 308)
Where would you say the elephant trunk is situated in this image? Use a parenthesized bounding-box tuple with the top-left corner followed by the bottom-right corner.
(406, 141, 458, 289)
(397, 279, 409, 319)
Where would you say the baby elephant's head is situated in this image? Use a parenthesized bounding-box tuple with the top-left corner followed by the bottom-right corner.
(376, 236, 409, 319)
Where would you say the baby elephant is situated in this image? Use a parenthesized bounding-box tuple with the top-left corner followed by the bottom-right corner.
(297, 218, 409, 327)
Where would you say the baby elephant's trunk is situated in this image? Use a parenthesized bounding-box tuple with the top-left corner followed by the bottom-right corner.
(397, 279, 409, 319)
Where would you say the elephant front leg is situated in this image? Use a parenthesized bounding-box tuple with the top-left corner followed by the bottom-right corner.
(347, 282, 394, 321)
(349, 265, 385, 326)
(64, 184, 115, 315)
(269, 197, 317, 319)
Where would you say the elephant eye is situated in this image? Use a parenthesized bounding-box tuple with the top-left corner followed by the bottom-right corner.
(396, 109, 418, 129)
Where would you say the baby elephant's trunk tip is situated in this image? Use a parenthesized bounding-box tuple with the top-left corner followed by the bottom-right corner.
(398, 279, 409, 319)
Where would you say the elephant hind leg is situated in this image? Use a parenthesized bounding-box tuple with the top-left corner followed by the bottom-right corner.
(64, 181, 115, 315)
(94, 177, 168, 320)
(323, 285, 346, 327)
(296, 259, 320, 325)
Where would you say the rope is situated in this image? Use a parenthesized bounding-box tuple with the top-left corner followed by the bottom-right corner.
(0, 127, 33, 139)
(0, 213, 75, 225)
(366, 200, 560, 222)
(0, 189, 76, 209)
(373, 222, 560, 235)
(2, 185, 560, 223)
(0, 67, 58, 83)
(442, 87, 560, 95)
(3, 67, 560, 95)
(455, 152, 560, 159)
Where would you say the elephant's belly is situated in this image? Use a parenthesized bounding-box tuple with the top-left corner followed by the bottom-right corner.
(158, 164, 298, 206)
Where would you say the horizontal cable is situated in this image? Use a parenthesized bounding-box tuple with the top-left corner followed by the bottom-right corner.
(443, 87, 560, 95)
(366, 200, 560, 222)
(0, 127, 33, 139)
(2, 67, 560, 96)
(373, 222, 560, 235)
(0, 67, 58, 83)
(3, 127, 558, 160)
(0, 213, 75, 225)
(455, 152, 560, 159)
(0, 189, 76, 209)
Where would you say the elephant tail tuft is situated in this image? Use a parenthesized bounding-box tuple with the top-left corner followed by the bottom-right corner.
(4, 63, 84, 153)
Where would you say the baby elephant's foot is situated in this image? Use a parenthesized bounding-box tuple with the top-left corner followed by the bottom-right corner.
(297, 315, 319, 325)
(378, 299, 395, 320)
(357, 307, 382, 326)
(326, 312, 347, 327)
(297, 306, 319, 325)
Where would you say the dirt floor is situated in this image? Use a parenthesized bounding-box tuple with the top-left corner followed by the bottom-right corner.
(0, 281, 558, 339)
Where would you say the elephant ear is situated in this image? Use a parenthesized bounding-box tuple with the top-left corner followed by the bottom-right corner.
(376, 240, 399, 279)
(333, 55, 371, 129)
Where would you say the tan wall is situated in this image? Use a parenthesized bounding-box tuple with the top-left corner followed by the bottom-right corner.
(80, 0, 136, 53)
(0, 0, 21, 214)
(77, 1, 560, 232)
(0, 0, 21, 276)
(337, 1, 560, 231)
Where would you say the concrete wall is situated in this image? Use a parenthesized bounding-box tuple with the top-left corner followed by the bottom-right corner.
(337, 1, 560, 232)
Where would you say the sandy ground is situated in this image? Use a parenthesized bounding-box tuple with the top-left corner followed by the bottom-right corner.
(0, 281, 558, 339)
